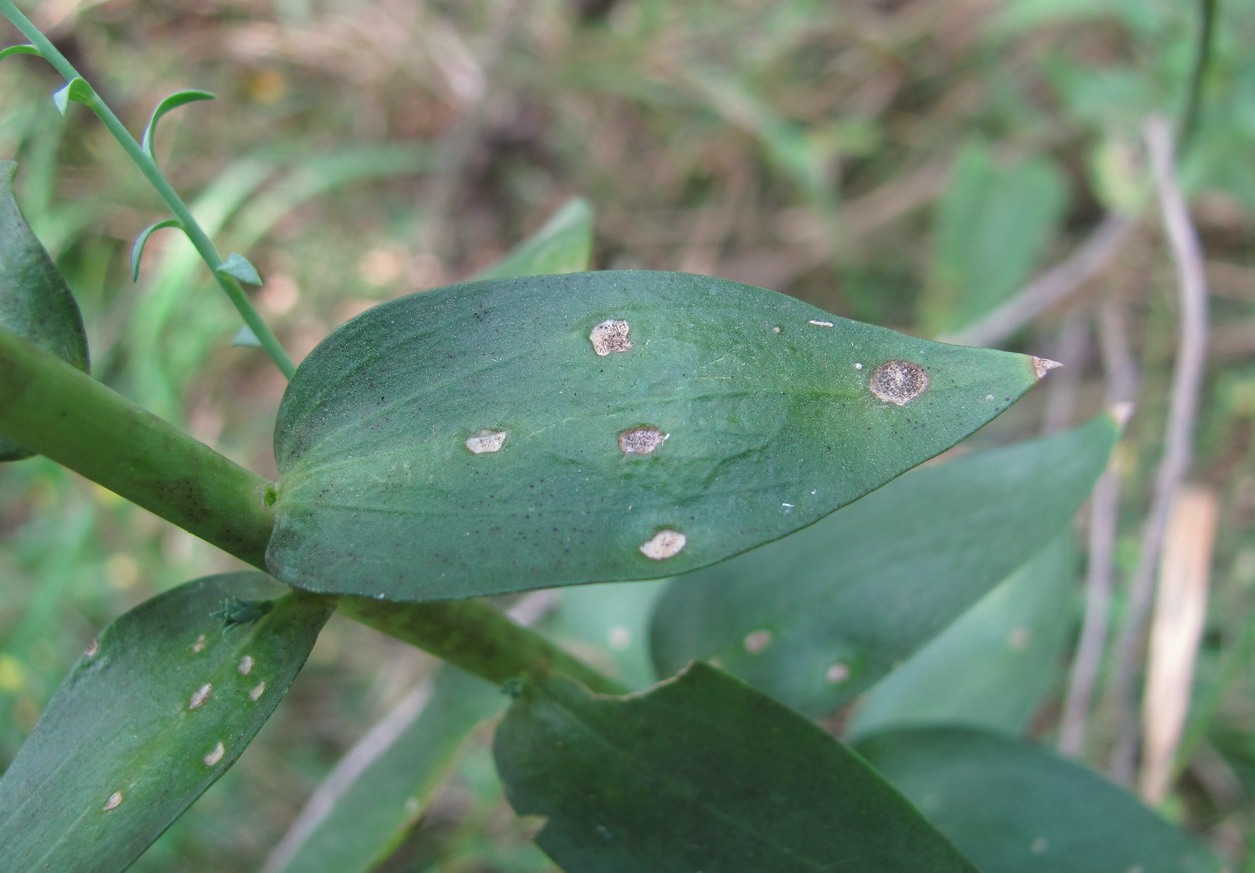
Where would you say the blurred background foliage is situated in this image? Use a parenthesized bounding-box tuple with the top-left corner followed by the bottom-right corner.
(1, 0, 1253, 870)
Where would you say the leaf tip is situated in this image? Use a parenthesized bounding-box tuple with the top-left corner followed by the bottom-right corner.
(1032, 356, 1063, 379)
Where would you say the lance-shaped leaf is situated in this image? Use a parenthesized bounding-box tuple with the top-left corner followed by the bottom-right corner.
(493, 662, 980, 872)
(262, 667, 503, 873)
(649, 413, 1118, 717)
(0, 160, 90, 461)
(854, 727, 1224, 873)
(0, 573, 332, 873)
(268, 270, 1052, 601)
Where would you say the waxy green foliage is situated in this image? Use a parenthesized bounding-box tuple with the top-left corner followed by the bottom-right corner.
(494, 663, 980, 872)
(268, 270, 1050, 601)
(649, 412, 1119, 717)
(0, 160, 89, 460)
(0, 574, 332, 873)
(855, 727, 1224, 873)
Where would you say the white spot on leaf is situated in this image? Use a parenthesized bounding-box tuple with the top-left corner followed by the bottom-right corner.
(589, 319, 632, 356)
(191, 634, 207, 654)
(869, 360, 930, 406)
(203, 741, 225, 767)
(189, 683, 212, 710)
(826, 663, 851, 683)
(1031, 837, 1049, 855)
(743, 630, 773, 654)
(608, 626, 632, 650)
(1008, 627, 1032, 651)
(640, 529, 686, 560)
(102, 791, 123, 811)
(854, 362, 863, 371)
(84, 639, 99, 658)
(465, 429, 508, 454)
(238, 655, 254, 676)
(618, 425, 668, 456)
(808, 319, 834, 328)
(249, 681, 266, 701)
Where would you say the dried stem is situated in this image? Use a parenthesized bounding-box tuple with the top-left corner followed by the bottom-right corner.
(1108, 117, 1210, 784)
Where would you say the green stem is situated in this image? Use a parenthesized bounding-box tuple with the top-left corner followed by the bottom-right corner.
(0, 325, 619, 692)
(0, 0, 296, 378)
(1178, 0, 1218, 155)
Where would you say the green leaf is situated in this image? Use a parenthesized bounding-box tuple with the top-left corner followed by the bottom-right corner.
(0, 44, 42, 61)
(140, 89, 216, 162)
(847, 534, 1079, 738)
(0, 573, 332, 873)
(262, 667, 503, 873)
(130, 218, 183, 281)
(921, 143, 1068, 334)
(0, 160, 90, 461)
(649, 413, 1118, 717)
(268, 270, 1050, 601)
(231, 324, 262, 348)
(855, 727, 1224, 873)
(473, 197, 595, 280)
(550, 580, 666, 689)
(52, 77, 95, 115)
(493, 662, 980, 872)
(217, 252, 262, 285)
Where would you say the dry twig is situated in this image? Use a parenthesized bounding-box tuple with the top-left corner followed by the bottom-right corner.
(1107, 116, 1210, 785)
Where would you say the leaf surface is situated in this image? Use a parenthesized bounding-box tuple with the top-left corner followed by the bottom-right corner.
(847, 534, 1078, 738)
(269, 270, 1047, 600)
(493, 662, 979, 873)
(855, 726, 1224, 873)
(0, 160, 90, 460)
(649, 414, 1117, 716)
(0, 573, 331, 873)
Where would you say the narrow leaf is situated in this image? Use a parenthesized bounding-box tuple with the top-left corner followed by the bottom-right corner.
(493, 663, 980, 872)
(855, 727, 1224, 873)
(52, 77, 95, 115)
(473, 197, 595, 280)
(847, 534, 1078, 738)
(0, 161, 90, 461)
(268, 270, 1051, 602)
(0, 44, 42, 61)
(217, 252, 262, 285)
(0, 573, 332, 873)
(140, 89, 216, 161)
(649, 413, 1118, 717)
(130, 218, 183, 281)
(263, 667, 503, 873)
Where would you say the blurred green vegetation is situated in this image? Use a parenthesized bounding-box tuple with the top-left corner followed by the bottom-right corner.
(1, 0, 1253, 870)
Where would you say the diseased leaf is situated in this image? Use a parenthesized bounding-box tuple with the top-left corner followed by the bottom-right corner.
(0, 573, 332, 873)
(474, 197, 594, 280)
(141, 89, 216, 161)
(262, 667, 502, 873)
(855, 726, 1224, 873)
(493, 662, 980, 873)
(649, 414, 1118, 717)
(847, 534, 1078, 738)
(0, 160, 90, 460)
(268, 270, 1051, 601)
